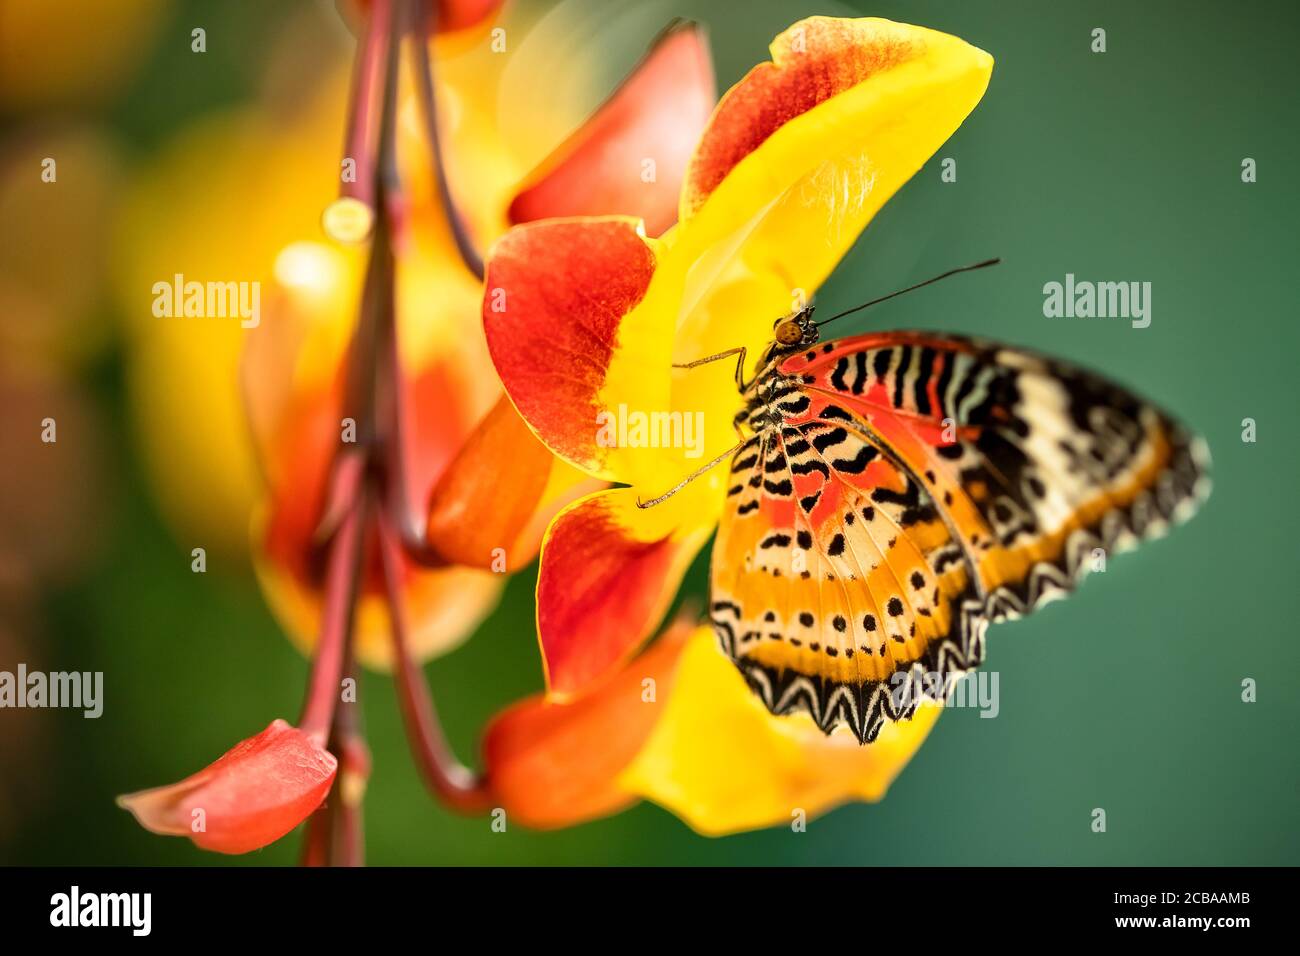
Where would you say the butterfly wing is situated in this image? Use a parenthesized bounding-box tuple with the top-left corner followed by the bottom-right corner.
(710, 332, 1210, 742)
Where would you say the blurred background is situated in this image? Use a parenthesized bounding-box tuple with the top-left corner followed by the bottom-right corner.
(1, 0, 1297, 865)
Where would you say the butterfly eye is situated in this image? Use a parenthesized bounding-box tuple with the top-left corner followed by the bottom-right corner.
(774, 320, 803, 345)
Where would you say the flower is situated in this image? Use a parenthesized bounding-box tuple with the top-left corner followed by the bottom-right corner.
(118, 0, 716, 857)
(116, 6, 715, 668)
(478, 16, 992, 832)
(486, 14, 993, 694)
(248, 14, 714, 669)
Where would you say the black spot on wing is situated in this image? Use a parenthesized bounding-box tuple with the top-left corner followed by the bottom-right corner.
(831, 444, 877, 474)
(812, 427, 848, 453)
(790, 458, 830, 478)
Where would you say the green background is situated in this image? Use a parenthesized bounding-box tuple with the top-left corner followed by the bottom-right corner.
(4, 0, 1298, 865)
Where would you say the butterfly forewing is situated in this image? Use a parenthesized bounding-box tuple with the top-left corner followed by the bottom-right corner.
(710, 332, 1209, 743)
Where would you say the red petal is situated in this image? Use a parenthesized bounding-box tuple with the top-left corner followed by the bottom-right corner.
(537, 488, 702, 696)
(509, 21, 715, 237)
(117, 719, 337, 855)
(483, 218, 659, 478)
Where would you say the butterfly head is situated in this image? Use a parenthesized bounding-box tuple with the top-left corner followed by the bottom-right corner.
(771, 308, 819, 353)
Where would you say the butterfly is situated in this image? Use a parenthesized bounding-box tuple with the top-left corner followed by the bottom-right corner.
(654, 262, 1210, 744)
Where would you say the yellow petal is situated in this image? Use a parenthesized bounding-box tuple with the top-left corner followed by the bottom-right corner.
(619, 626, 941, 836)
(672, 16, 993, 377)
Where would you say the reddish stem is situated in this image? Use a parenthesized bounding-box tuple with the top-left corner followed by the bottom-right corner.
(327, 680, 369, 867)
(301, 0, 494, 870)
(297, 484, 367, 743)
(300, 799, 333, 867)
(411, 0, 484, 279)
(376, 509, 495, 813)
(374, 269, 448, 566)
(337, 0, 393, 215)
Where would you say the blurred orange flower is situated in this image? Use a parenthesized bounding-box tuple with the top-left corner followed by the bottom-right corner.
(119, 0, 716, 857)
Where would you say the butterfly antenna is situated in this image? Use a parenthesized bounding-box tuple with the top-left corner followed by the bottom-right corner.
(815, 258, 1001, 329)
(636, 438, 748, 509)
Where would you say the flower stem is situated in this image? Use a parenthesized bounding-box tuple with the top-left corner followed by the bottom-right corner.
(362, 0, 453, 567)
(376, 510, 495, 814)
(327, 644, 369, 867)
(325, 0, 393, 243)
(410, 1, 485, 280)
(303, 0, 493, 869)
(300, 799, 333, 867)
(297, 484, 367, 744)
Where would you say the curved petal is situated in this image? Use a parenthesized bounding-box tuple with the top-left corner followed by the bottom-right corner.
(619, 628, 942, 836)
(509, 21, 715, 238)
(483, 616, 692, 828)
(671, 17, 993, 365)
(682, 16, 991, 223)
(117, 719, 337, 855)
(536, 486, 711, 698)
(483, 217, 680, 483)
(424, 394, 558, 568)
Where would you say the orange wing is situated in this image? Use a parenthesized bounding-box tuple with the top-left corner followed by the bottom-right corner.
(710, 333, 1210, 742)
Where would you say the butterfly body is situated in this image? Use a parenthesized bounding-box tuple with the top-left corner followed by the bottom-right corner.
(710, 316, 1210, 743)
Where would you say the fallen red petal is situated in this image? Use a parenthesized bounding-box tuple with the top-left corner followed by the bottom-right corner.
(117, 719, 337, 855)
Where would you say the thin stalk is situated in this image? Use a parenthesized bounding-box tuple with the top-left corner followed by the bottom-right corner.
(376, 510, 494, 814)
(327, 638, 368, 867)
(326, 0, 393, 242)
(297, 487, 367, 743)
(411, 0, 484, 279)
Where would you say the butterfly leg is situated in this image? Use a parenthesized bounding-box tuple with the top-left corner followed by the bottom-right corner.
(672, 346, 750, 391)
(635, 437, 749, 509)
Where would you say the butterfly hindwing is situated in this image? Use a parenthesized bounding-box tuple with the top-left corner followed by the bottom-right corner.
(710, 331, 1209, 742)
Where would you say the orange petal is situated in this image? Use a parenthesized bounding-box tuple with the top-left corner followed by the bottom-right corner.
(117, 719, 337, 855)
(483, 617, 692, 828)
(483, 217, 671, 481)
(508, 21, 715, 238)
(536, 487, 708, 697)
(424, 394, 554, 567)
